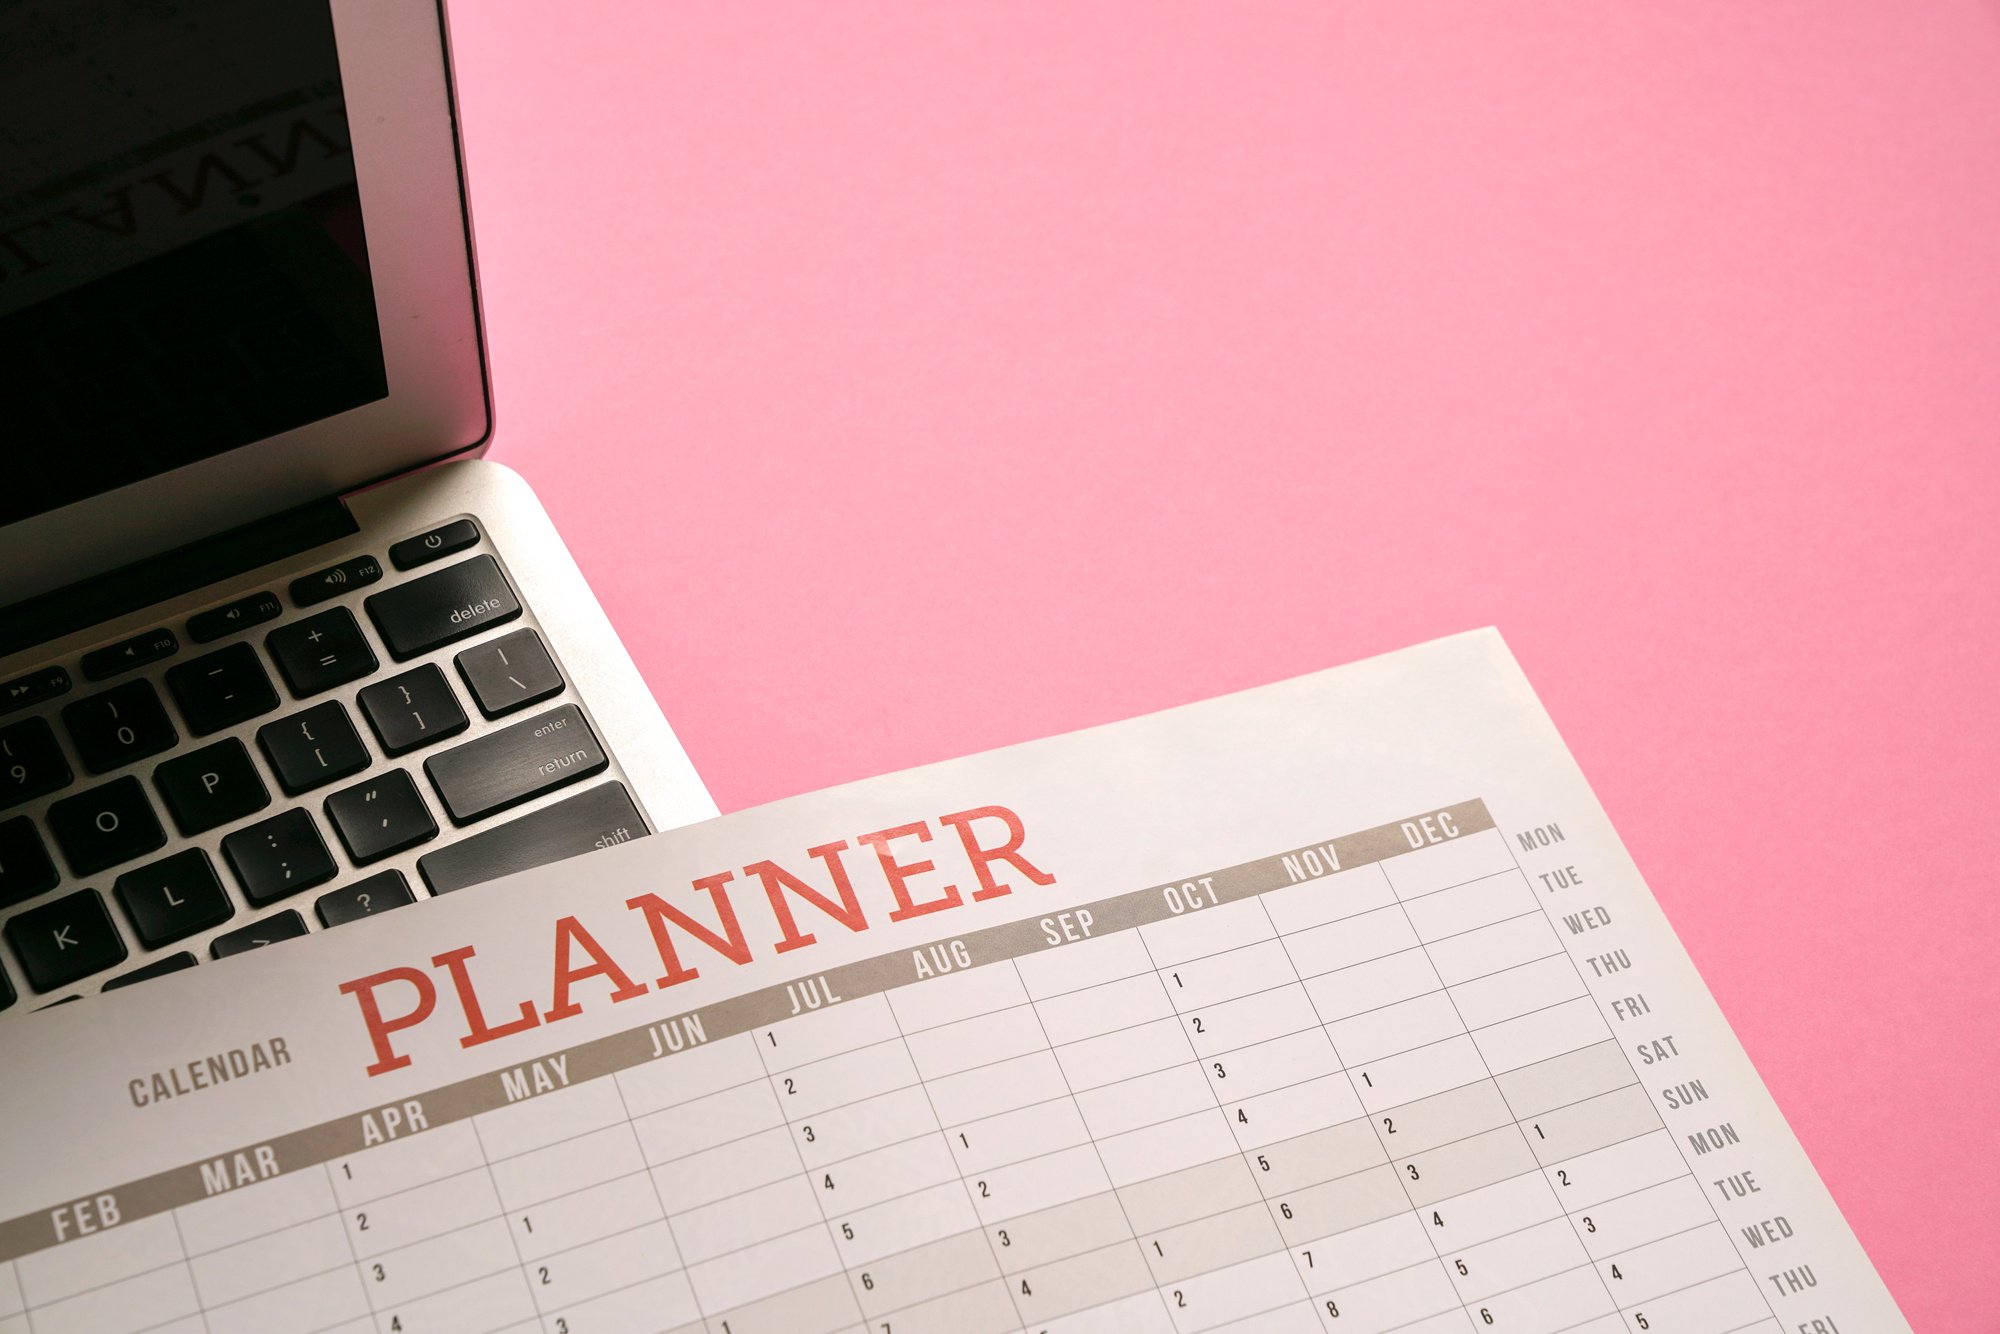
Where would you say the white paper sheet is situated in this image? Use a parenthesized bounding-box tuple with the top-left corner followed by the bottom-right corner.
(0, 629, 1904, 1334)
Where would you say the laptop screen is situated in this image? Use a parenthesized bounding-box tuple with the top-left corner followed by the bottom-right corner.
(0, 0, 389, 527)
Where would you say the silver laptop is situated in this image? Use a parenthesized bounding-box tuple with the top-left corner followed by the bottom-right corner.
(0, 0, 717, 1013)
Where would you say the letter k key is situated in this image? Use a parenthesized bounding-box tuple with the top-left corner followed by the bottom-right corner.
(3, 889, 128, 992)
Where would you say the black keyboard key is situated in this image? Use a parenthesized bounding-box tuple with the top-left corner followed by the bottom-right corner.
(4, 889, 127, 992)
(221, 808, 337, 905)
(317, 870, 417, 927)
(325, 770, 438, 864)
(0, 716, 72, 811)
(258, 702, 371, 795)
(188, 591, 283, 643)
(62, 679, 177, 774)
(424, 704, 607, 825)
(114, 849, 235, 948)
(210, 910, 308, 959)
(0, 816, 58, 908)
(365, 555, 520, 661)
(154, 739, 270, 835)
(291, 554, 383, 607)
(0, 964, 13, 1010)
(420, 782, 646, 895)
(267, 608, 378, 698)
(81, 627, 179, 681)
(456, 628, 564, 718)
(165, 643, 279, 735)
(0, 665, 69, 718)
(358, 665, 467, 755)
(47, 777, 166, 877)
(390, 519, 481, 570)
(103, 951, 198, 991)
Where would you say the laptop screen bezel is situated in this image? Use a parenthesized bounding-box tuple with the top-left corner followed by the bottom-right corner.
(0, 0, 490, 606)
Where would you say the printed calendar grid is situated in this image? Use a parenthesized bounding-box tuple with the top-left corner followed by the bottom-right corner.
(0, 1107, 1709, 1324)
(4, 1046, 1725, 1330)
(0, 805, 1787, 1334)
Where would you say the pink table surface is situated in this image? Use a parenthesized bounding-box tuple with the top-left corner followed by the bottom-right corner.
(446, 2, 1997, 1322)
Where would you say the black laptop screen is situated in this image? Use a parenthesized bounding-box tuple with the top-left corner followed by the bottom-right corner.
(0, 0, 388, 525)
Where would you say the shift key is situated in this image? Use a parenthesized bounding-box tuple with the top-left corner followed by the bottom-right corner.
(365, 555, 520, 660)
(420, 783, 647, 895)
(425, 704, 607, 824)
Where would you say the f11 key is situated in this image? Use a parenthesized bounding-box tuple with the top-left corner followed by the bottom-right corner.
(187, 591, 282, 644)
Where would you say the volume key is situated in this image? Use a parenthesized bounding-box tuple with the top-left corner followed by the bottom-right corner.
(81, 628, 179, 681)
(188, 591, 283, 643)
(291, 555, 383, 608)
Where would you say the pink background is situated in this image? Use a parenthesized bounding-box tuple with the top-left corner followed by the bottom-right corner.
(446, 3, 1997, 1322)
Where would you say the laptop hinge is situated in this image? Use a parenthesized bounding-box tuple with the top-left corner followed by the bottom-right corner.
(0, 498, 357, 660)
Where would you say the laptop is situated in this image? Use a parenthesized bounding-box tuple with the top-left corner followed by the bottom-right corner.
(0, 0, 717, 1014)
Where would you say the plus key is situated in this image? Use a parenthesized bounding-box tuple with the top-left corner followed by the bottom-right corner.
(267, 609, 378, 698)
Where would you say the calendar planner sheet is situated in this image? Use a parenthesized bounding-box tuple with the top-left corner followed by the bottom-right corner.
(0, 630, 1906, 1334)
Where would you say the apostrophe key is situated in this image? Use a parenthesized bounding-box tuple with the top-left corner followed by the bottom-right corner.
(220, 809, 337, 906)
(165, 643, 279, 736)
(266, 608, 378, 698)
(187, 591, 282, 644)
(61, 679, 177, 774)
(81, 628, 178, 681)
(389, 519, 480, 570)
(324, 770, 438, 864)
(364, 555, 520, 660)
(290, 554, 382, 607)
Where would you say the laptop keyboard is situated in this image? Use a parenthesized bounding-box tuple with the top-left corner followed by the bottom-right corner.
(0, 517, 651, 1011)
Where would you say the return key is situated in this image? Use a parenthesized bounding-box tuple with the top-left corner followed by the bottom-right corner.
(425, 704, 608, 824)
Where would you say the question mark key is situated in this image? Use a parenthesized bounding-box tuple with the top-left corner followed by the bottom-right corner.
(314, 869, 416, 928)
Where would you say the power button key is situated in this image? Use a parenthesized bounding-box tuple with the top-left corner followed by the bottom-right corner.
(390, 520, 480, 571)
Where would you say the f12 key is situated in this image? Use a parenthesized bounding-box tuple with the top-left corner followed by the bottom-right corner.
(365, 555, 520, 661)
